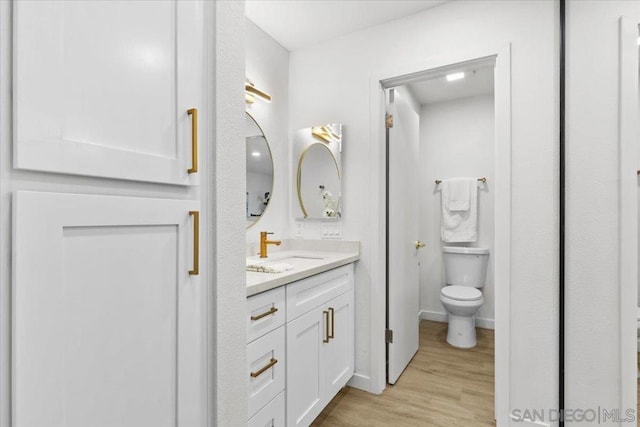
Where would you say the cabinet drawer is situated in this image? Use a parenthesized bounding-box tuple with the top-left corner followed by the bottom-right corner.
(248, 391, 285, 427)
(248, 287, 286, 343)
(286, 264, 354, 321)
(248, 326, 285, 419)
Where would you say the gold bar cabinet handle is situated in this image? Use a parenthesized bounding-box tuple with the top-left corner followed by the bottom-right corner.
(251, 307, 278, 321)
(328, 307, 335, 339)
(189, 211, 199, 275)
(323, 310, 330, 343)
(250, 358, 278, 378)
(187, 108, 198, 174)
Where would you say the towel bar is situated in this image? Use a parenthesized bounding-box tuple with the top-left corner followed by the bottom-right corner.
(435, 177, 487, 185)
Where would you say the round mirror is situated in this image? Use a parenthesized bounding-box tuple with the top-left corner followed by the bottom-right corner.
(297, 143, 341, 218)
(245, 112, 274, 228)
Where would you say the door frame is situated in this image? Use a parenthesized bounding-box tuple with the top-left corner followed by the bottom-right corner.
(367, 44, 512, 425)
(618, 16, 639, 420)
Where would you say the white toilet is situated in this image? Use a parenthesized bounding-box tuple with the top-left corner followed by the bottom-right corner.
(440, 246, 490, 348)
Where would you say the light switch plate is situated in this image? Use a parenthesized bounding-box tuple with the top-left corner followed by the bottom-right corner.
(321, 222, 342, 239)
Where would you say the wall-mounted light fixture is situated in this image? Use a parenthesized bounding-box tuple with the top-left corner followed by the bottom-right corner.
(311, 125, 339, 143)
(245, 79, 272, 104)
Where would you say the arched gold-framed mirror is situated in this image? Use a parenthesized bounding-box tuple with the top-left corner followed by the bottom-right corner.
(245, 112, 274, 228)
(293, 123, 342, 219)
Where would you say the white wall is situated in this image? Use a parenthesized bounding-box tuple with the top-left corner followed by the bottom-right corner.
(566, 1, 640, 423)
(245, 18, 290, 244)
(419, 94, 495, 327)
(289, 0, 558, 418)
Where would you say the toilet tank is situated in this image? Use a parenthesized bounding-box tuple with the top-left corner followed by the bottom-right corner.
(442, 246, 489, 288)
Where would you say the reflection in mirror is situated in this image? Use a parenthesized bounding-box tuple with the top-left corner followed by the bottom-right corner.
(294, 124, 342, 219)
(245, 112, 274, 228)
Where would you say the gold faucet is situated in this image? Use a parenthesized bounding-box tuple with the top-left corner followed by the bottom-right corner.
(259, 231, 281, 258)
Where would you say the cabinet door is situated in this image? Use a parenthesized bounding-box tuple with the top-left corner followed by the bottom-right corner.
(13, 191, 204, 427)
(14, 1, 202, 185)
(323, 290, 355, 402)
(286, 307, 326, 427)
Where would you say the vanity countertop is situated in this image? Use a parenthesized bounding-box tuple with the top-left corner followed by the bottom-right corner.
(246, 241, 359, 297)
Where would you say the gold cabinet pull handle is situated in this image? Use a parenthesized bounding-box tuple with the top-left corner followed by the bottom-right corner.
(250, 358, 278, 378)
(251, 306, 278, 321)
(328, 307, 335, 340)
(323, 310, 330, 343)
(189, 211, 199, 275)
(415, 241, 426, 249)
(187, 108, 198, 174)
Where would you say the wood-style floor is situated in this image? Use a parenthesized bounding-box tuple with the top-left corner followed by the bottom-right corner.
(312, 320, 495, 427)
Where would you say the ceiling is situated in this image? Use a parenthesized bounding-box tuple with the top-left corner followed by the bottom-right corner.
(405, 65, 495, 105)
(245, 0, 449, 52)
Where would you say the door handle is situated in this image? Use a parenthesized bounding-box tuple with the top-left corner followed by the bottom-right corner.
(189, 211, 199, 275)
(250, 358, 278, 378)
(250, 306, 278, 321)
(328, 307, 335, 340)
(187, 108, 198, 174)
(323, 310, 330, 343)
(415, 241, 426, 249)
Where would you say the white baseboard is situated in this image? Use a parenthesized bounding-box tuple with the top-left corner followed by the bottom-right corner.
(420, 309, 495, 330)
(347, 373, 373, 393)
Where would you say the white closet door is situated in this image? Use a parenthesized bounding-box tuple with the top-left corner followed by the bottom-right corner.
(13, 1, 202, 185)
(13, 191, 204, 427)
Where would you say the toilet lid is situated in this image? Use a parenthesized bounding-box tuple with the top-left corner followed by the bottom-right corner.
(441, 286, 482, 301)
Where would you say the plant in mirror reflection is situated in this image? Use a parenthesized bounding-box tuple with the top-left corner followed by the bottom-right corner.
(321, 190, 340, 218)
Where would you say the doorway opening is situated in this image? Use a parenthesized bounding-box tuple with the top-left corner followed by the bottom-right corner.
(376, 49, 511, 424)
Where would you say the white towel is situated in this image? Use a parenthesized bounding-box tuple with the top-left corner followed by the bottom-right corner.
(246, 260, 294, 274)
(440, 178, 478, 242)
(443, 177, 473, 211)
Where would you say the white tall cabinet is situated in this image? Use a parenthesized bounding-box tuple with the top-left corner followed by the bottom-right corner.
(8, 2, 208, 426)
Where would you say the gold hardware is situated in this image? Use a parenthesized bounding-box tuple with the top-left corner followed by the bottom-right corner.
(245, 80, 272, 103)
(189, 211, 199, 275)
(415, 241, 426, 249)
(435, 177, 486, 185)
(250, 358, 278, 378)
(259, 231, 281, 258)
(311, 126, 339, 143)
(385, 114, 393, 128)
(328, 307, 335, 340)
(323, 310, 330, 343)
(187, 108, 198, 174)
(250, 306, 278, 321)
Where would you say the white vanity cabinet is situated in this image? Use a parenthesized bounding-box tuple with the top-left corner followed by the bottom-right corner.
(13, 0, 202, 185)
(247, 287, 286, 425)
(246, 262, 355, 427)
(285, 264, 355, 427)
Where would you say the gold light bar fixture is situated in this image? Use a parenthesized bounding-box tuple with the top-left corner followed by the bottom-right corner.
(311, 126, 340, 143)
(435, 177, 487, 185)
(245, 79, 272, 104)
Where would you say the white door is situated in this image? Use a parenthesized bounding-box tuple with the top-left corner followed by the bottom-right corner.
(13, 191, 204, 427)
(387, 87, 421, 384)
(324, 291, 355, 400)
(14, 1, 202, 185)
(286, 308, 326, 427)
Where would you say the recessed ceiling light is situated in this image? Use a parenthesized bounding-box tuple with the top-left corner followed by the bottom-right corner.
(251, 151, 261, 157)
(446, 72, 465, 82)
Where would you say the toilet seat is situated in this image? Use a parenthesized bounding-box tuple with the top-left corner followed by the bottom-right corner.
(441, 286, 482, 301)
